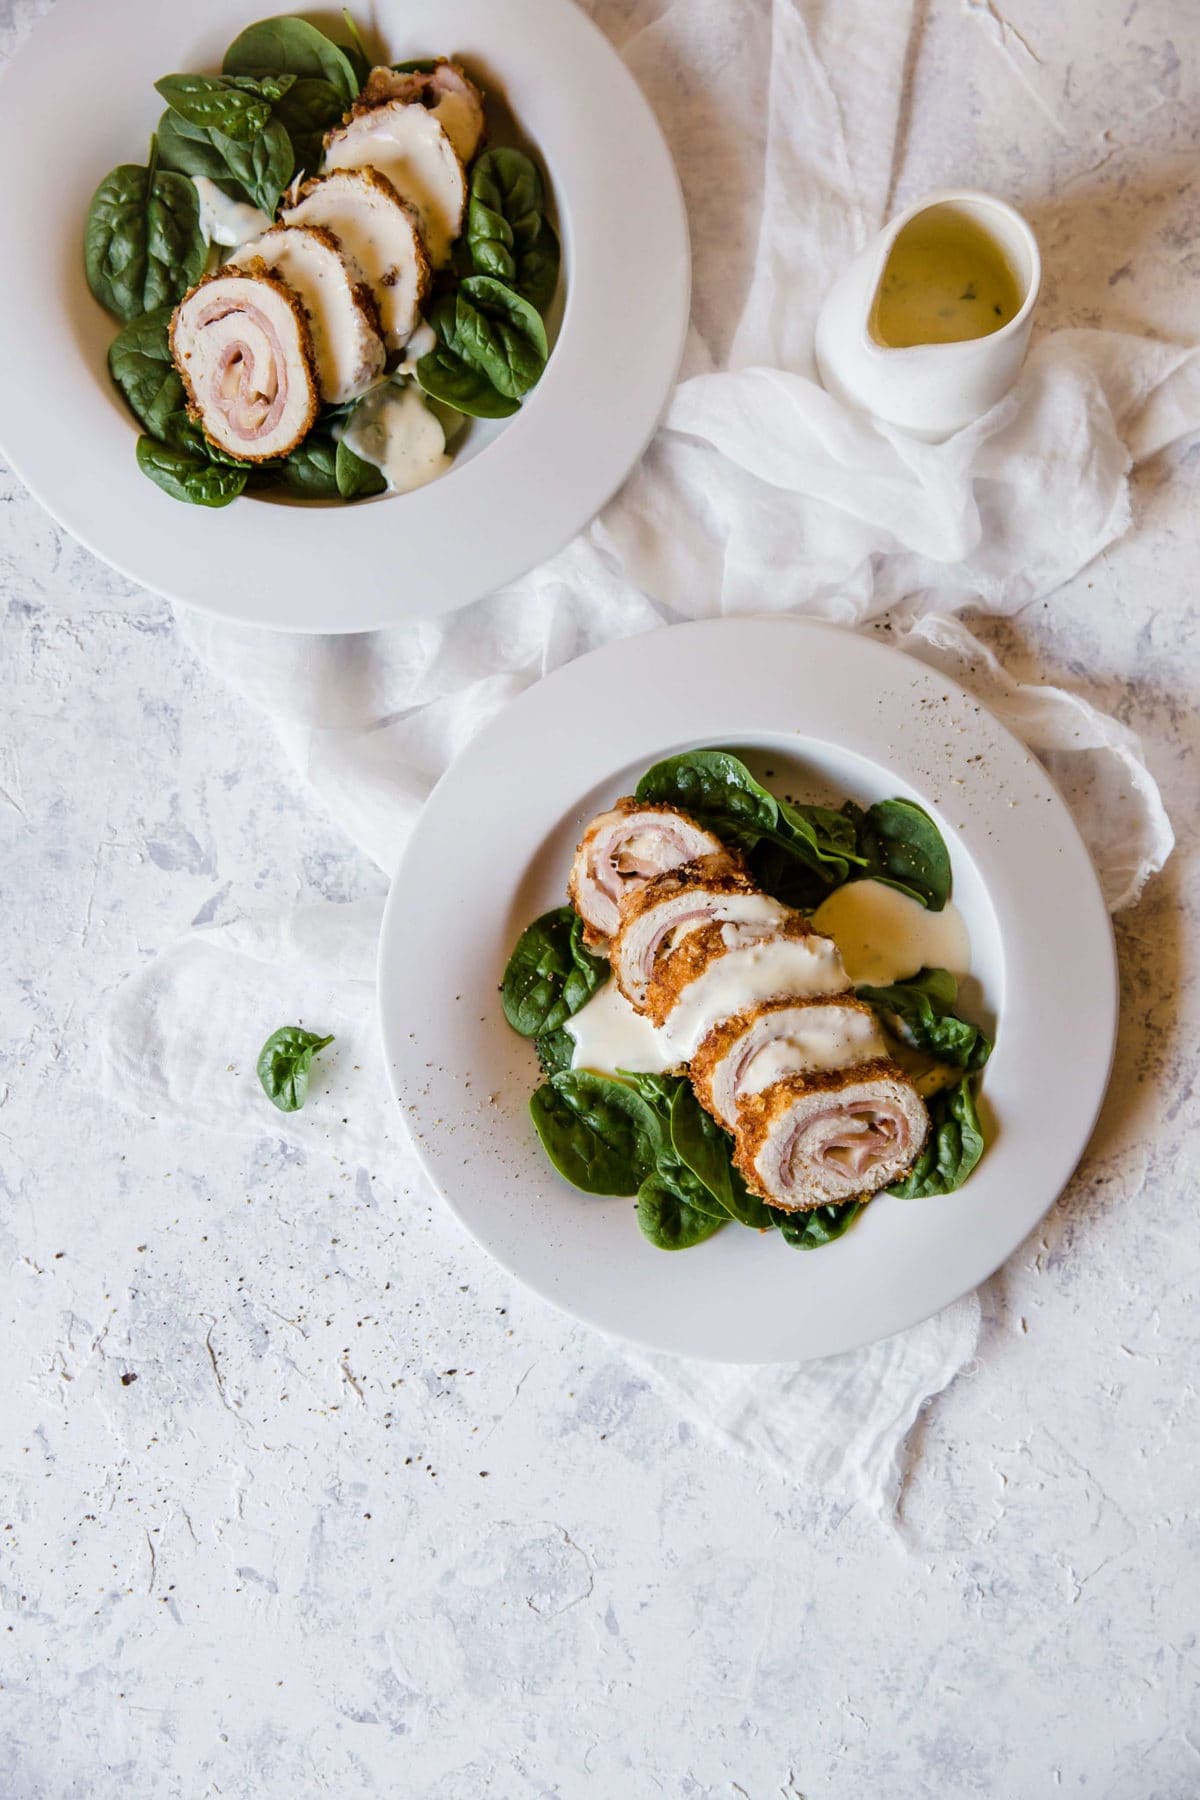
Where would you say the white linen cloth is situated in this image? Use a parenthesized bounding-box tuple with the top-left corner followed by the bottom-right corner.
(103, 0, 1196, 1515)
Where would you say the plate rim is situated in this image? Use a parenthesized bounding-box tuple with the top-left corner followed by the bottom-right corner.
(377, 615, 1119, 1363)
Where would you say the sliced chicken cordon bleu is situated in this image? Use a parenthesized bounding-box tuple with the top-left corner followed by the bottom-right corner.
(691, 995, 889, 1129)
(734, 1061, 930, 1210)
(237, 224, 385, 405)
(279, 169, 430, 352)
(354, 60, 486, 164)
(170, 263, 319, 460)
(645, 915, 849, 1061)
(568, 800, 728, 947)
(323, 99, 467, 267)
(611, 856, 789, 1012)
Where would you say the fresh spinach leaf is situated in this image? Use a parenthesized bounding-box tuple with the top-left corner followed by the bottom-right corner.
(467, 148, 560, 313)
(335, 436, 387, 500)
(391, 58, 439, 74)
(84, 154, 206, 322)
(272, 75, 346, 174)
(107, 305, 185, 438)
(844, 797, 952, 910)
(222, 15, 360, 107)
(857, 967, 991, 1070)
(636, 1173, 726, 1250)
(502, 907, 608, 1037)
(453, 276, 548, 401)
(338, 9, 373, 85)
(155, 108, 294, 215)
(770, 1202, 863, 1248)
(275, 435, 341, 498)
(135, 435, 248, 506)
(416, 334, 519, 420)
(530, 1071, 660, 1196)
(535, 1027, 575, 1077)
(160, 410, 251, 467)
(888, 1075, 984, 1198)
(155, 72, 295, 142)
(668, 1082, 775, 1229)
(257, 1025, 335, 1112)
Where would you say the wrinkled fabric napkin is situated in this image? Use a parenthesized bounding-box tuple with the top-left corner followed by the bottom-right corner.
(104, 0, 1196, 1514)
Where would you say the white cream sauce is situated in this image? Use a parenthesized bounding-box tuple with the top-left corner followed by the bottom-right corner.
(565, 981, 680, 1077)
(812, 879, 970, 986)
(342, 381, 450, 495)
(191, 177, 272, 250)
(662, 933, 848, 1062)
(396, 317, 439, 376)
(324, 104, 465, 266)
(740, 1004, 886, 1096)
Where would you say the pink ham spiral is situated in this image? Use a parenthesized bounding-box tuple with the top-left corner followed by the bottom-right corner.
(734, 1061, 930, 1210)
(568, 802, 729, 948)
(609, 854, 791, 1010)
(691, 995, 887, 1129)
(169, 264, 319, 462)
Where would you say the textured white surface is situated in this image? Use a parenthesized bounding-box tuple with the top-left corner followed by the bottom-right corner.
(2, 3, 1199, 1798)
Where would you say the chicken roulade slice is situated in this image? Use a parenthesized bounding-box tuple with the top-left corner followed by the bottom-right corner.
(237, 224, 385, 405)
(355, 59, 486, 164)
(170, 263, 319, 462)
(323, 100, 467, 268)
(691, 995, 889, 1129)
(647, 917, 850, 1062)
(568, 801, 728, 948)
(611, 856, 788, 1012)
(279, 169, 430, 353)
(734, 1061, 930, 1210)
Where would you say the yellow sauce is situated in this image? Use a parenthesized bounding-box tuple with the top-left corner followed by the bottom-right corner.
(871, 206, 1023, 348)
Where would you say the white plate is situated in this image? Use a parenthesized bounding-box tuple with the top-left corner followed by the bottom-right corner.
(379, 617, 1117, 1363)
(0, 0, 689, 633)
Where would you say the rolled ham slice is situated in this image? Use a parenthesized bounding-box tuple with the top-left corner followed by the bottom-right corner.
(237, 224, 385, 405)
(611, 856, 787, 1011)
(734, 1061, 930, 1210)
(280, 169, 430, 353)
(568, 800, 727, 947)
(691, 995, 888, 1129)
(354, 59, 486, 164)
(647, 916, 849, 1061)
(323, 100, 467, 268)
(170, 263, 319, 461)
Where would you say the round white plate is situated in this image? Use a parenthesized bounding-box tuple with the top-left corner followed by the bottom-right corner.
(379, 617, 1117, 1363)
(0, 0, 689, 633)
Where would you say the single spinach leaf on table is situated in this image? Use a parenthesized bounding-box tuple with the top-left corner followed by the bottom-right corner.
(155, 72, 295, 141)
(453, 276, 548, 401)
(636, 1173, 726, 1250)
(843, 797, 952, 910)
(502, 907, 608, 1037)
(770, 1201, 863, 1249)
(668, 1082, 775, 1229)
(84, 153, 206, 322)
(257, 1025, 335, 1112)
(155, 108, 295, 215)
(135, 435, 248, 507)
(530, 1071, 660, 1196)
(107, 306, 185, 438)
(467, 149, 561, 314)
(888, 1075, 985, 1198)
(857, 966, 991, 1070)
(222, 15, 361, 106)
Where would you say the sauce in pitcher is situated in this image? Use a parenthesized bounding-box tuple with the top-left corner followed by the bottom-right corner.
(871, 205, 1023, 348)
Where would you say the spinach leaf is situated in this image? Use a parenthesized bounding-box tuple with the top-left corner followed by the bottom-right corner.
(635, 749, 862, 888)
(467, 148, 560, 314)
(668, 1082, 775, 1229)
(276, 435, 341, 498)
(453, 276, 548, 401)
(335, 436, 387, 500)
(416, 335, 519, 420)
(160, 410, 251, 467)
(135, 435, 248, 507)
(338, 10, 373, 86)
(155, 108, 294, 215)
(888, 1076, 984, 1198)
(844, 797, 952, 911)
(222, 15, 360, 107)
(502, 907, 608, 1037)
(155, 72, 295, 142)
(107, 306, 185, 438)
(771, 1202, 863, 1248)
(530, 1071, 660, 1195)
(84, 154, 206, 322)
(392, 58, 439, 74)
(272, 76, 346, 174)
(535, 1027, 575, 1077)
(257, 1025, 335, 1112)
(857, 967, 991, 1070)
(636, 1173, 726, 1250)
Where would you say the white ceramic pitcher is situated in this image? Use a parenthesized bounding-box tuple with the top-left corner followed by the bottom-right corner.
(814, 189, 1041, 441)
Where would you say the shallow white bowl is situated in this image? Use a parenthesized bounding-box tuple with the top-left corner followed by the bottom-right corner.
(0, 0, 689, 632)
(378, 617, 1118, 1364)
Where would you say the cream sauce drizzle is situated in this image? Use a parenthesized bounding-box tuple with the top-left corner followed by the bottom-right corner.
(565, 981, 680, 1077)
(811, 880, 970, 986)
(341, 381, 450, 495)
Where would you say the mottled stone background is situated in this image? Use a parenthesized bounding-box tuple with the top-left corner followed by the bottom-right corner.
(2, 1, 1198, 1795)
